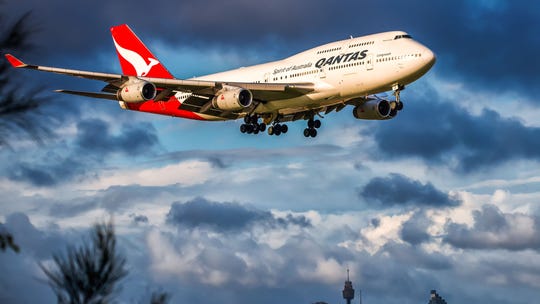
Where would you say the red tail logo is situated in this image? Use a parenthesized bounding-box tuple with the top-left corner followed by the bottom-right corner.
(110, 24, 174, 79)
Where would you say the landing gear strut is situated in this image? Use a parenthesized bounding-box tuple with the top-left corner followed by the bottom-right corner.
(303, 118, 321, 138)
(390, 84, 405, 117)
(240, 115, 266, 135)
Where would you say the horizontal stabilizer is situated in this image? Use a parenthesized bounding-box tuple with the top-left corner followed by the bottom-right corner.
(55, 90, 118, 101)
(5, 54, 27, 68)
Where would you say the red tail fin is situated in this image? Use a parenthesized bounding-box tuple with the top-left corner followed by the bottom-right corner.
(110, 24, 174, 79)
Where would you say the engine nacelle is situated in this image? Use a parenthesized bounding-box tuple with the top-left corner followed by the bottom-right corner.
(212, 86, 253, 111)
(353, 99, 392, 120)
(117, 80, 157, 103)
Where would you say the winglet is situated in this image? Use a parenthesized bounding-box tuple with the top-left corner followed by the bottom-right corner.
(5, 54, 27, 68)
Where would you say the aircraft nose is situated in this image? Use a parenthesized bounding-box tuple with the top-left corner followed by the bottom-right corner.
(422, 47, 436, 68)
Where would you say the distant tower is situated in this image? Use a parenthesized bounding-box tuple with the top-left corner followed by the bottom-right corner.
(428, 290, 448, 304)
(342, 269, 355, 304)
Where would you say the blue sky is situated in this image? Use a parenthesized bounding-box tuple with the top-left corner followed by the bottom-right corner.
(2, 1, 540, 303)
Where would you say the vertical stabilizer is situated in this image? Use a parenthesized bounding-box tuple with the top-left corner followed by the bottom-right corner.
(110, 24, 174, 79)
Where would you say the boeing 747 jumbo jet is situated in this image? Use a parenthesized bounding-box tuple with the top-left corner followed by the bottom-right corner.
(5, 24, 435, 137)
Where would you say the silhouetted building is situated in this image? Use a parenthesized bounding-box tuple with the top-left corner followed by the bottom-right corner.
(428, 290, 447, 304)
(342, 269, 355, 304)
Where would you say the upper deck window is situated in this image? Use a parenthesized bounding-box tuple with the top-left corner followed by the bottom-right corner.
(394, 34, 412, 40)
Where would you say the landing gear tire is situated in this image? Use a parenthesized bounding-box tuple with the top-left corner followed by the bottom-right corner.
(397, 101, 403, 111)
(304, 128, 318, 138)
(242, 115, 268, 136)
(305, 117, 321, 137)
(267, 123, 287, 136)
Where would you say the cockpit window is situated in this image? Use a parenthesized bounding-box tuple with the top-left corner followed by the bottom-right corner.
(394, 34, 412, 40)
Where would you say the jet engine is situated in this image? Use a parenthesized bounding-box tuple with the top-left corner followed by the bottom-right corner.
(117, 80, 157, 103)
(212, 86, 253, 111)
(352, 99, 392, 120)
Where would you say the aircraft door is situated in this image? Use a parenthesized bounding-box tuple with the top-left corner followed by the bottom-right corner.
(318, 68, 326, 79)
(366, 54, 374, 71)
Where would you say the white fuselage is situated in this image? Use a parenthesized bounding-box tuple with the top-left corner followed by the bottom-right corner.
(189, 31, 435, 120)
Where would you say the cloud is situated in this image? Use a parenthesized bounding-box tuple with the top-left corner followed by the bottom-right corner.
(45, 184, 181, 218)
(10, 1, 539, 97)
(373, 90, 540, 173)
(130, 213, 149, 224)
(166, 197, 311, 231)
(8, 155, 87, 187)
(444, 204, 540, 250)
(74, 119, 158, 156)
(6, 118, 159, 187)
(359, 173, 461, 208)
(400, 211, 432, 245)
(2, 1, 540, 304)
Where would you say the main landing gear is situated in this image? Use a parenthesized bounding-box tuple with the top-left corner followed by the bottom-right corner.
(240, 115, 266, 134)
(240, 114, 322, 138)
(267, 122, 288, 136)
(303, 118, 321, 138)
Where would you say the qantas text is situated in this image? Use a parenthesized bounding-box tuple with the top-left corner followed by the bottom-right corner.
(315, 50, 368, 68)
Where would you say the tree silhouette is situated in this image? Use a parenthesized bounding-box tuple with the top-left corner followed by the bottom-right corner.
(1, 10, 52, 148)
(0, 8, 48, 255)
(40, 221, 128, 304)
(0, 226, 20, 253)
(40, 220, 170, 304)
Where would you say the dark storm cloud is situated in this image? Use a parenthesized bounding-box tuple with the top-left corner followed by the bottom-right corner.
(166, 197, 311, 231)
(8, 156, 87, 187)
(7, 1, 538, 97)
(359, 173, 460, 208)
(7, 118, 159, 187)
(400, 211, 432, 245)
(444, 204, 540, 251)
(364, 1, 540, 97)
(75, 119, 158, 156)
(374, 89, 540, 173)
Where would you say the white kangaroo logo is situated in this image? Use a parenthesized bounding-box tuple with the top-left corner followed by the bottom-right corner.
(113, 38, 159, 76)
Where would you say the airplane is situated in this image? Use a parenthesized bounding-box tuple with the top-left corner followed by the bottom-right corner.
(5, 24, 436, 138)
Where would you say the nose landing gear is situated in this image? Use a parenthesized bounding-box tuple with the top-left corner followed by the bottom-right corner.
(390, 84, 405, 117)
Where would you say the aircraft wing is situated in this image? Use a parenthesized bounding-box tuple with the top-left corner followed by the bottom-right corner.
(4, 54, 315, 104)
